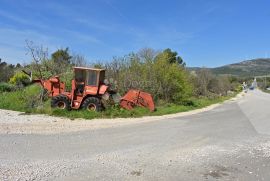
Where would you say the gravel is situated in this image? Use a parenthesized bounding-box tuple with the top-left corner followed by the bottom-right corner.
(1, 91, 270, 180)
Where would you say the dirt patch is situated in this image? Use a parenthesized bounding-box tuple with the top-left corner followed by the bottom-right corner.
(130, 170, 142, 176)
(203, 165, 238, 179)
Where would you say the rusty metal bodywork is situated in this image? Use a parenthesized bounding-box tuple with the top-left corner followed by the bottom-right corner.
(33, 76, 65, 97)
(120, 89, 155, 112)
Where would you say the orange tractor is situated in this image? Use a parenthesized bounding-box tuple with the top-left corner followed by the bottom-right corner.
(31, 67, 155, 112)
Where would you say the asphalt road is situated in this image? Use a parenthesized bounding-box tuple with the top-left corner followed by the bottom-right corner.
(1, 90, 270, 181)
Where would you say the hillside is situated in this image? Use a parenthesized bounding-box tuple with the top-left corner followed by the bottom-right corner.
(189, 58, 270, 77)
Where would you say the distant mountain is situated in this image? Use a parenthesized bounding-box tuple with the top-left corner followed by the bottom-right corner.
(189, 58, 270, 77)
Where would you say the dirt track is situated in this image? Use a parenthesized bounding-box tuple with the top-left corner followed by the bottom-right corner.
(4, 92, 270, 181)
(0, 94, 242, 134)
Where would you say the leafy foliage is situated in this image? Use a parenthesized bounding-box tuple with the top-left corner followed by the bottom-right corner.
(0, 82, 16, 92)
(0, 84, 237, 119)
(0, 85, 42, 111)
(0, 58, 20, 82)
(51, 48, 72, 74)
(104, 48, 192, 103)
(192, 68, 237, 97)
(157, 48, 185, 66)
(9, 72, 31, 86)
(152, 51, 191, 102)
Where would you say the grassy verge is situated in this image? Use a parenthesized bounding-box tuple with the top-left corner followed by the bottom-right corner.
(0, 85, 237, 120)
(262, 89, 270, 94)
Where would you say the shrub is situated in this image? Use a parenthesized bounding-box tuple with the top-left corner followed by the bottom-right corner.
(104, 48, 193, 104)
(60, 70, 73, 91)
(0, 84, 44, 112)
(19, 85, 44, 110)
(153, 54, 193, 102)
(0, 82, 16, 92)
(9, 72, 31, 86)
(193, 68, 213, 96)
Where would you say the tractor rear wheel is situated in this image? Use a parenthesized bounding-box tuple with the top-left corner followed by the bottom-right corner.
(51, 95, 71, 110)
(82, 97, 102, 112)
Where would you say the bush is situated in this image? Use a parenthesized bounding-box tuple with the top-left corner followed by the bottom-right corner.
(193, 68, 213, 96)
(18, 85, 44, 110)
(60, 70, 73, 91)
(0, 82, 16, 92)
(208, 76, 231, 96)
(104, 48, 193, 104)
(192, 69, 238, 97)
(0, 84, 44, 111)
(152, 54, 193, 103)
(9, 72, 31, 86)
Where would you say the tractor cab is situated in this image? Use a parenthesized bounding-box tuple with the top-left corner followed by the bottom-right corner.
(74, 67, 105, 85)
(70, 67, 107, 109)
(73, 67, 105, 94)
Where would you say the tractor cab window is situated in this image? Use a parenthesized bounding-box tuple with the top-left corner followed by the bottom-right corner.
(75, 70, 86, 82)
(99, 71, 105, 83)
(87, 70, 97, 86)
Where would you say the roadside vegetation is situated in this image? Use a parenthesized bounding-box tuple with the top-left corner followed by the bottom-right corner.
(0, 84, 238, 119)
(0, 42, 242, 119)
(256, 77, 270, 93)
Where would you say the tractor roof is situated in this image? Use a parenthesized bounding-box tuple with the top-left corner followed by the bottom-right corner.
(73, 67, 105, 71)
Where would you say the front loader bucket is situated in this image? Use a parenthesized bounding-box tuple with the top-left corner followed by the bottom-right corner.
(120, 89, 155, 112)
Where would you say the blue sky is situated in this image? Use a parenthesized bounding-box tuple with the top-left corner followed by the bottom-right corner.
(0, 0, 269, 67)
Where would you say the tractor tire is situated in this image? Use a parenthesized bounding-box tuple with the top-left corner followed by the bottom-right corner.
(82, 97, 102, 112)
(51, 95, 71, 110)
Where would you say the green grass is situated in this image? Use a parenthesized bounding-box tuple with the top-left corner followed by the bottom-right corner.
(0, 85, 44, 112)
(262, 89, 270, 94)
(0, 85, 237, 120)
(151, 96, 231, 116)
(0, 82, 16, 92)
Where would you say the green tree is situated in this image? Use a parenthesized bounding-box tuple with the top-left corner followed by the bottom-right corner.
(156, 48, 185, 66)
(0, 59, 15, 82)
(51, 48, 72, 74)
(153, 51, 192, 102)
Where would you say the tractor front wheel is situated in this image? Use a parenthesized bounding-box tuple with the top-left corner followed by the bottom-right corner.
(51, 95, 71, 110)
(82, 97, 102, 112)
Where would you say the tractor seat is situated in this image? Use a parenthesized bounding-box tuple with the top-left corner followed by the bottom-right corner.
(76, 82, 85, 95)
